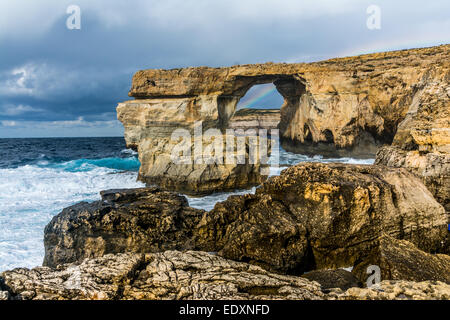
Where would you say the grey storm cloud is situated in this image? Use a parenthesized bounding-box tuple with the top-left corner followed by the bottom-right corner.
(0, 0, 449, 137)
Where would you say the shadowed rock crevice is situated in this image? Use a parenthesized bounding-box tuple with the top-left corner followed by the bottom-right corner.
(352, 235, 450, 285)
(302, 269, 361, 291)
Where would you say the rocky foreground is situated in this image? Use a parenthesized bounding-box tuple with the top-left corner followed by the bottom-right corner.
(1, 162, 449, 300)
(1, 250, 449, 300)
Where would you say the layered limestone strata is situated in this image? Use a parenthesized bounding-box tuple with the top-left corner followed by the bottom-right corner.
(196, 163, 447, 274)
(118, 44, 450, 194)
(228, 108, 281, 131)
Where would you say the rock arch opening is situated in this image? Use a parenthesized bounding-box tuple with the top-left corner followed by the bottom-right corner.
(236, 83, 284, 111)
(228, 83, 284, 131)
(216, 75, 306, 134)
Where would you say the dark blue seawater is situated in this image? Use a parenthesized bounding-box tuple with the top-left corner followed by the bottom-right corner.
(0, 137, 140, 171)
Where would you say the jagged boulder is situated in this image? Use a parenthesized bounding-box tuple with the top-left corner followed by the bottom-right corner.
(352, 235, 450, 284)
(43, 188, 204, 268)
(195, 162, 447, 274)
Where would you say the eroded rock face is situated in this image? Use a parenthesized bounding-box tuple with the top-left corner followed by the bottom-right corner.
(1, 251, 324, 300)
(117, 99, 270, 195)
(43, 188, 204, 268)
(118, 45, 450, 194)
(195, 163, 447, 274)
(352, 235, 450, 284)
(117, 97, 271, 195)
(135, 134, 269, 195)
(376, 148, 449, 212)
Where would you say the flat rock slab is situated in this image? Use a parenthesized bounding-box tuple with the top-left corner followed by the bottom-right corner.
(302, 269, 361, 291)
(2, 251, 449, 300)
(1, 251, 324, 300)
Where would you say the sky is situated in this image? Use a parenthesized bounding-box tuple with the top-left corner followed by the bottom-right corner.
(0, 0, 449, 138)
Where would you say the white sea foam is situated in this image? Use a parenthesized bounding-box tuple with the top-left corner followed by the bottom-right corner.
(186, 187, 258, 212)
(0, 164, 144, 271)
(121, 148, 138, 156)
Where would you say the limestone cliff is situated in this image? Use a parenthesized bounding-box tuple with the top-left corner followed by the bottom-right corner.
(117, 44, 450, 194)
(375, 63, 450, 214)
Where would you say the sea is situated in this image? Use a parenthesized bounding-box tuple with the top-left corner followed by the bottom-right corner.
(0, 137, 374, 271)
